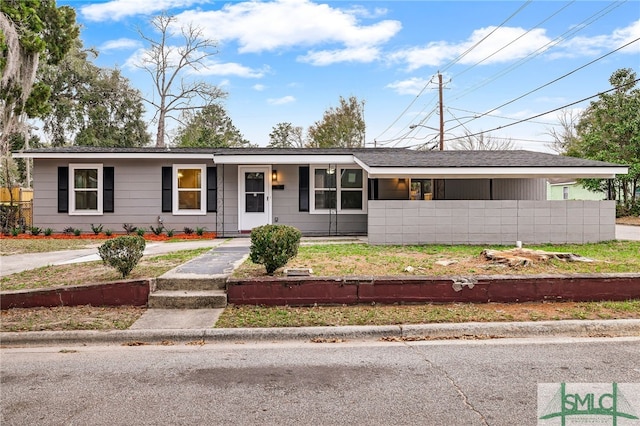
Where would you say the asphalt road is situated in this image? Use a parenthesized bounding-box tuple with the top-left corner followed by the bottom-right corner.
(2, 337, 639, 425)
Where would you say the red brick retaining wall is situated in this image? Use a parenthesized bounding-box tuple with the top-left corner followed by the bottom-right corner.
(227, 274, 640, 306)
(1, 279, 152, 309)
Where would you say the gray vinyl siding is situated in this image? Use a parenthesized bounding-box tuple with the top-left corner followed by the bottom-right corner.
(374, 178, 547, 201)
(492, 178, 546, 200)
(32, 158, 216, 233)
(217, 164, 367, 237)
(443, 178, 546, 200)
(278, 164, 367, 235)
(218, 164, 239, 236)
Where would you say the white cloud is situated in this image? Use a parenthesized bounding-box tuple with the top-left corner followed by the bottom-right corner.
(124, 46, 266, 78)
(253, 84, 266, 91)
(386, 77, 433, 96)
(267, 96, 295, 106)
(195, 59, 267, 78)
(551, 19, 640, 59)
(298, 46, 380, 66)
(175, 0, 401, 60)
(100, 38, 142, 52)
(391, 26, 551, 71)
(81, 0, 210, 22)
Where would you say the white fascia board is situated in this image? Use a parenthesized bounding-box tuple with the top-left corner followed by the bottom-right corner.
(365, 166, 629, 179)
(13, 152, 215, 160)
(213, 154, 356, 165)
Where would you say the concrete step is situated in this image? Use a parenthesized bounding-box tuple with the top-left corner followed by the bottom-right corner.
(155, 277, 227, 291)
(148, 290, 227, 309)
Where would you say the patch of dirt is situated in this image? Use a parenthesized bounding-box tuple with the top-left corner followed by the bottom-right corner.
(617, 216, 640, 226)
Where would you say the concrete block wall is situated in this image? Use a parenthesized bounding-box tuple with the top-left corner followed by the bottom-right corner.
(368, 200, 616, 245)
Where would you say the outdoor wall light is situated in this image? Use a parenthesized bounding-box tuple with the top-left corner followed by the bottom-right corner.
(272, 170, 278, 182)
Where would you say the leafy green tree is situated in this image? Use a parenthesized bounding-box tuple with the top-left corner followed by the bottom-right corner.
(268, 122, 305, 148)
(307, 96, 365, 148)
(175, 104, 250, 148)
(567, 68, 640, 206)
(136, 13, 226, 147)
(40, 42, 150, 147)
(0, 0, 78, 155)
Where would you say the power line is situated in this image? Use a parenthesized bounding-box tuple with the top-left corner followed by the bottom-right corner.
(447, 37, 640, 134)
(374, 1, 532, 143)
(441, 1, 532, 73)
(452, 1, 575, 79)
(452, 0, 627, 102)
(444, 78, 640, 143)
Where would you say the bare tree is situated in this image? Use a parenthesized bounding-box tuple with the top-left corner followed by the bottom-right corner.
(137, 13, 226, 147)
(451, 131, 515, 150)
(545, 109, 581, 154)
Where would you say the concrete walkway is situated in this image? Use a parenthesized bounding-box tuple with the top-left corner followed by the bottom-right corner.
(616, 224, 640, 241)
(130, 238, 251, 329)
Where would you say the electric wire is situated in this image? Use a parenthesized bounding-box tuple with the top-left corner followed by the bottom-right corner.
(443, 78, 640, 143)
(440, 0, 533, 73)
(452, 1, 575, 79)
(373, 0, 531, 143)
(446, 37, 640, 134)
(452, 0, 627, 101)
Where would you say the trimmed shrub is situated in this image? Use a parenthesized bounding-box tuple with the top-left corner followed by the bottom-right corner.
(91, 223, 103, 235)
(250, 224, 302, 274)
(44, 228, 53, 236)
(30, 226, 42, 236)
(150, 225, 164, 236)
(98, 236, 146, 278)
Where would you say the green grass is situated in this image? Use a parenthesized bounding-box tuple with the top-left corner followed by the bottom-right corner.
(216, 300, 640, 328)
(1, 248, 211, 291)
(0, 238, 98, 255)
(235, 241, 640, 277)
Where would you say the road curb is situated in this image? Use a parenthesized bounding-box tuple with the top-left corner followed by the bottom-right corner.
(1, 319, 639, 347)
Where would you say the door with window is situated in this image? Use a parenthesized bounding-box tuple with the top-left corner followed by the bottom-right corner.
(238, 166, 271, 231)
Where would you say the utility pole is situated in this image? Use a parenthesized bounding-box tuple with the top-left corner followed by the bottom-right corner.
(438, 72, 444, 151)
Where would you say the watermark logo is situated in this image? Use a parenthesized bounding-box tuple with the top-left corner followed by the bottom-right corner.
(538, 383, 640, 425)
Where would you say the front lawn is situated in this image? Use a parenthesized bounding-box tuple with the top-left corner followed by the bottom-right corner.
(234, 241, 640, 277)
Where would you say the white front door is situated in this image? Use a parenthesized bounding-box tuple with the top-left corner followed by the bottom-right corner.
(238, 166, 271, 231)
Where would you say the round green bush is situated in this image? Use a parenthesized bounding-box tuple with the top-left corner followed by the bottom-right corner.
(249, 225, 302, 274)
(98, 236, 146, 278)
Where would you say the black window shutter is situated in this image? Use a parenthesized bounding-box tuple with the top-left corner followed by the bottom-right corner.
(207, 166, 217, 212)
(58, 167, 69, 213)
(299, 166, 309, 212)
(368, 178, 379, 200)
(161, 167, 172, 212)
(103, 167, 114, 212)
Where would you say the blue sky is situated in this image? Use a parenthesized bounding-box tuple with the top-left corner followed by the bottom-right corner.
(58, 0, 639, 151)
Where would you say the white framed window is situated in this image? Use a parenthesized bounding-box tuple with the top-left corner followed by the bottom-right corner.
(69, 163, 103, 215)
(562, 186, 569, 200)
(310, 166, 366, 214)
(173, 164, 206, 215)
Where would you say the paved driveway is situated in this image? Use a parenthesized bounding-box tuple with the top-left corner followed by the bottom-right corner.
(616, 224, 640, 241)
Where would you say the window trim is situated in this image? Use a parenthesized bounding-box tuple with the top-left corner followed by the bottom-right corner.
(173, 164, 207, 215)
(309, 166, 367, 214)
(69, 163, 103, 216)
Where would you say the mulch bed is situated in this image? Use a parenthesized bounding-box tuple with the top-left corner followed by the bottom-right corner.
(0, 232, 217, 241)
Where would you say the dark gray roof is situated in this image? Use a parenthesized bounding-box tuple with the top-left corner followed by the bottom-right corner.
(353, 149, 624, 169)
(15, 146, 624, 168)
